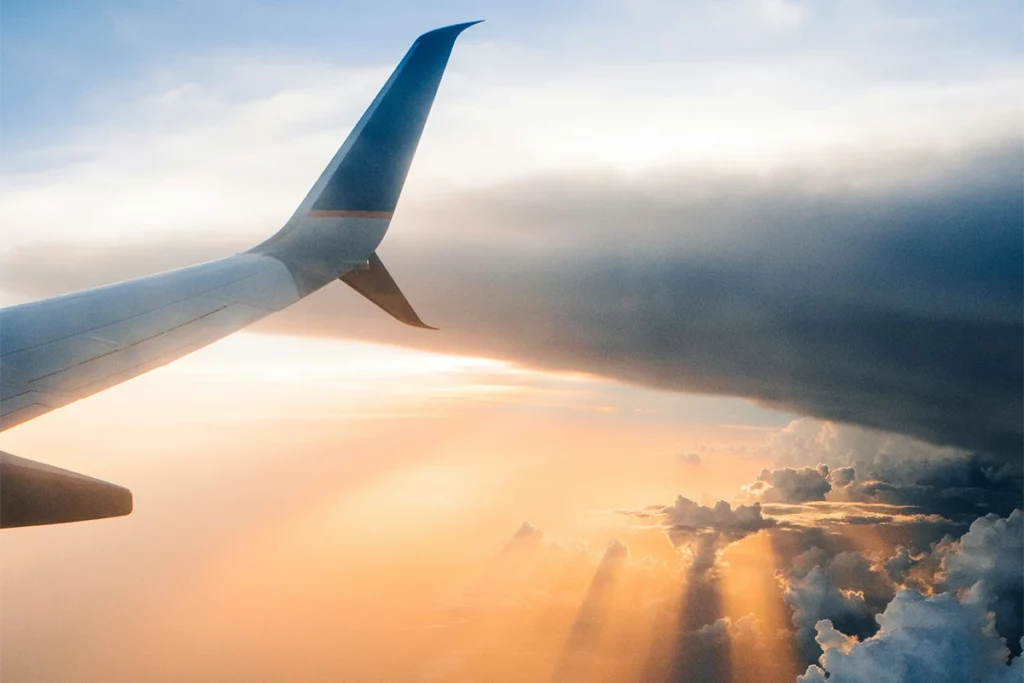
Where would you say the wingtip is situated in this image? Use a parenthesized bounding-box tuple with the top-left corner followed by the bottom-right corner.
(406, 316, 439, 331)
(416, 20, 484, 42)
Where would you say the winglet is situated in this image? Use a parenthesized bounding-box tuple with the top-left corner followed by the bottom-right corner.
(252, 21, 481, 294)
(340, 253, 437, 329)
(301, 20, 483, 217)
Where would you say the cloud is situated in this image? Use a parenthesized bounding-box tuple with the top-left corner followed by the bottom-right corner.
(883, 546, 921, 585)
(677, 452, 704, 465)
(652, 496, 775, 544)
(297, 143, 1022, 460)
(6, 142, 1020, 458)
(3, 14, 1021, 461)
(3, 9, 1022, 683)
(779, 509, 1024, 671)
(511, 520, 544, 543)
(756, 420, 1023, 519)
(744, 464, 832, 503)
(784, 565, 875, 660)
(620, 496, 774, 588)
(782, 552, 884, 662)
(937, 510, 1024, 657)
(798, 590, 1022, 683)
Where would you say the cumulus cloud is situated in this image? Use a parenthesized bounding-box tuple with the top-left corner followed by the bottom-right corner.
(782, 558, 879, 662)
(642, 496, 776, 548)
(779, 509, 1024, 671)
(937, 510, 1024, 656)
(798, 590, 1022, 683)
(883, 546, 921, 585)
(783, 578, 867, 656)
(744, 464, 832, 503)
(620, 496, 775, 588)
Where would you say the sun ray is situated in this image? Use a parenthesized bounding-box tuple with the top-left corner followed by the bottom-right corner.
(549, 541, 629, 681)
(719, 530, 802, 682)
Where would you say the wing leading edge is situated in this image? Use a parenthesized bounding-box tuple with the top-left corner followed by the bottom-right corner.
(0, 22, 480, 528)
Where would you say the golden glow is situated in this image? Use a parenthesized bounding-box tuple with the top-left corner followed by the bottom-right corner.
(2, 332, 807, 682)
(719, 531, 802, 682)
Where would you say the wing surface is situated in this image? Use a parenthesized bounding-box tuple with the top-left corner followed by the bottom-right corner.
(0, 255, 299, 430)
(0, 22, 480, 527)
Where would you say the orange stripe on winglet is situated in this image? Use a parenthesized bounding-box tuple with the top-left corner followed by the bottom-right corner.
(307, 210, 394, 219)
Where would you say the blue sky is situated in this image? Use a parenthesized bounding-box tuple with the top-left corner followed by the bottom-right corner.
(3, 0, 1021, 253)
(3, 0, 1021, 155)
(1, 0, 563, 144)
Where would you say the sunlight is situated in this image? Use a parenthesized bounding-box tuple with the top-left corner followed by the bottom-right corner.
(719, 530, 802, 682)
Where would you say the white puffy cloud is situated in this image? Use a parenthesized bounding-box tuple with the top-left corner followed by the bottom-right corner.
(938, 510, 1024, 655)
(743, 464, 832, 503)
(620, 496, 775, 581)
(623, 495, 775, 541)
(794, 509, 1024, 679)
(657, 497, 776, 554)
(798, 590, 1021, 683)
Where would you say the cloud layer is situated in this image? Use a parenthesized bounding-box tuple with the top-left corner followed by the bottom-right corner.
(7, 143, 1020, 458)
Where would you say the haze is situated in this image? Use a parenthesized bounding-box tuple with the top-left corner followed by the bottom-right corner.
(1, 2, 1021, 682)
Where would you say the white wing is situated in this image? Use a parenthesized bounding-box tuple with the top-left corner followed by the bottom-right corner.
(0, 254, 298, 430)
(0, 22, 480, 527)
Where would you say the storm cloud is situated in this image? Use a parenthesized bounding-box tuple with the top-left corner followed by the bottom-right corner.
(3, 142, 1021, 458)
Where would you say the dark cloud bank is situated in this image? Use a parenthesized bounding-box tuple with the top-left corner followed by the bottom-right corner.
(7, 142, 1020, 458)
(374, 142, 1022, 459)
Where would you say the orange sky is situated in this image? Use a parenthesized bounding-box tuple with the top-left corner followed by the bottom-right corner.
(1, 332, 802, 682)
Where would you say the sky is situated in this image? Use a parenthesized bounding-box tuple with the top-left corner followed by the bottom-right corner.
(1, 2, 1022, 683)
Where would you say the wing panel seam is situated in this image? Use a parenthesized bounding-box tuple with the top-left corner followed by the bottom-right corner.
(0, 262, 277, 360)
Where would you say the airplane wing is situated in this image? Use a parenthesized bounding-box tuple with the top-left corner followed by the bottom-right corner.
(0, 21, 480, 528)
